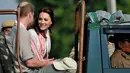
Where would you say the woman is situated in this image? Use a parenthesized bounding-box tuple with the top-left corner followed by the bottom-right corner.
(28, 7, 77, 73)
(28, 7, 55, 62)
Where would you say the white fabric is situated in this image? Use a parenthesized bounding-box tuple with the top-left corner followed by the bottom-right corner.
(53, 57, 77, 70)
(28, 29, 51, 58)
(15, 20, 26, 29)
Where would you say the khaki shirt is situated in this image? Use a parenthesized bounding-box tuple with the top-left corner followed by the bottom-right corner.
(111, 50, 130, 68)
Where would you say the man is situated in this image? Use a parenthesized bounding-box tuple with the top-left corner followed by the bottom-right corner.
(1, 20, 15, 35)
(0, 20, 15, 73)
(5, 1, 77, 73)
(6, 1, 52, 73)
(111, 33, 130, 68)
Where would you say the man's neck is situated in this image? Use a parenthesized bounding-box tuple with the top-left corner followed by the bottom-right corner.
(20, 18, 28, 29)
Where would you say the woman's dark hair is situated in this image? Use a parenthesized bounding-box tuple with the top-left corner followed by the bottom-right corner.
(31, 7, 55, 34)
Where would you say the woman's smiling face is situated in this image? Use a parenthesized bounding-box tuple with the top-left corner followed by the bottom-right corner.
(38, 12, 52, 31)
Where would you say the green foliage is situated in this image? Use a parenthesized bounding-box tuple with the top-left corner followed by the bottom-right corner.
(86, 0, 107, 12)
(117, 0, 130, 14)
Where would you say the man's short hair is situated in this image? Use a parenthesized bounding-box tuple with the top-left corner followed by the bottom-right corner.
(17, 2, 34, 17)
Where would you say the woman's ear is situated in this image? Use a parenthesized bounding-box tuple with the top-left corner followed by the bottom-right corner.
(50, 20, 52, 25)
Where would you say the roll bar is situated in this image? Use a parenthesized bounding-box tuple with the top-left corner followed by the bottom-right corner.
(0, 8, 22, 73)
(75, 0, 85, 73)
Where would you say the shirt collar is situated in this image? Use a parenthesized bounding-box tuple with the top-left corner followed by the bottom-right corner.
(15, 20, 26, 29)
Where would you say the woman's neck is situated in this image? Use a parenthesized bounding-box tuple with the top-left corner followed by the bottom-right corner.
(38, 30, 47, 38)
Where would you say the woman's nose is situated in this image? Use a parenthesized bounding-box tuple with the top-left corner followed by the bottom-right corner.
(41, 20, 45, 23)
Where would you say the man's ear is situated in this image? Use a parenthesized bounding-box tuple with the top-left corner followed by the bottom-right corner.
(118, 42, 123, 48)
(28, 12, 32, 18)
(28, 12, 31, 18)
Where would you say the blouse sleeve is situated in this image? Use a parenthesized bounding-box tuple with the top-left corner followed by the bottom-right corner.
(46, 30, 51, 53)
(28, 29, 40, 50)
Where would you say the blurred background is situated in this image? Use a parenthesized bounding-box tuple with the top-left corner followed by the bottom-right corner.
(0, 0, 130, 58)
(0, 0, 17, 29)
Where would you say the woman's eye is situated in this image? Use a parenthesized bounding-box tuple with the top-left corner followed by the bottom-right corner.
(44, 18, 48, 21)
(38, 18, 42, 20)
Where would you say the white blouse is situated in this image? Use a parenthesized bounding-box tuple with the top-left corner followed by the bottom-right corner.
(28, 29, 51, 58)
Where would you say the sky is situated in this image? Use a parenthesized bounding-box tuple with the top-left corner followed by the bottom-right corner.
(0, 0, 18, 28)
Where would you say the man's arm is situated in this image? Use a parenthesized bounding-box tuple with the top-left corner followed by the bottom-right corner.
(25, 58, 54, 68)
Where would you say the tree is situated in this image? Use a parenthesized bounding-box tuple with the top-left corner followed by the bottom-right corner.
(116, 0, 130, 14)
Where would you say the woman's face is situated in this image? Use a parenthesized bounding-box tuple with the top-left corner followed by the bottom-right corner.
(38, 12, 52, 31)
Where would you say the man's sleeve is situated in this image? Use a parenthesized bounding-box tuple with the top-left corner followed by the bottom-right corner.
(20, 28, 34, 62)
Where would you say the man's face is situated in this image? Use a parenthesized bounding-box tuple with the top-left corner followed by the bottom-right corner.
(119, 40, 130, 53)
(2, 27, 12, 35)
(31, 12, 34, 23)
(27, 12, 34, 28)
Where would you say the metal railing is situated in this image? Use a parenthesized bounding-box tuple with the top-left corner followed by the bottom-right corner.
(75, 0, 85, 73)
